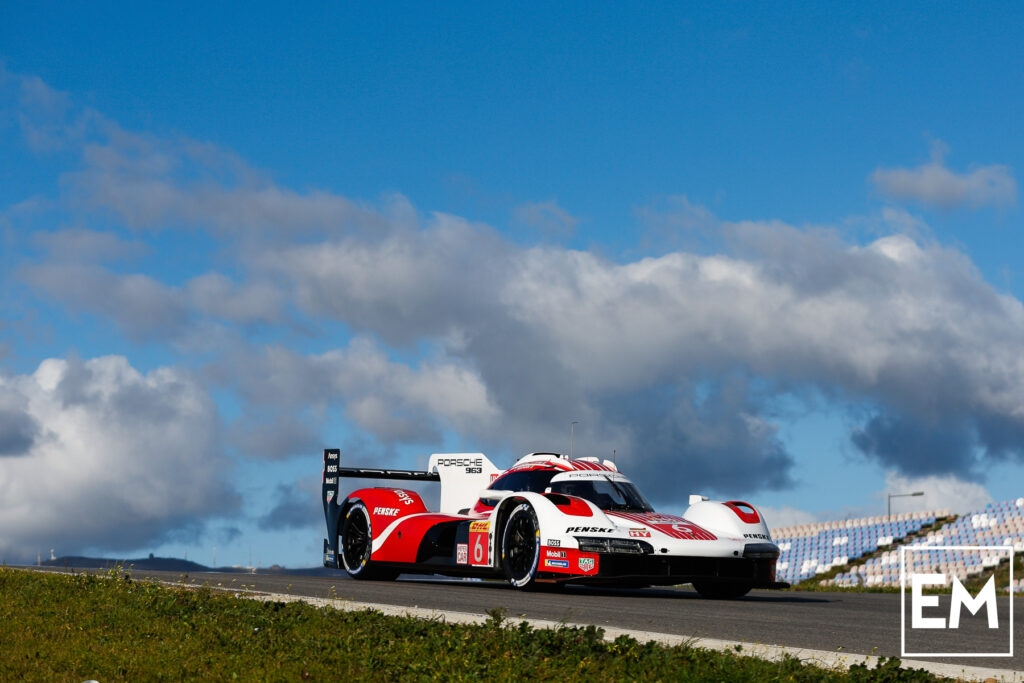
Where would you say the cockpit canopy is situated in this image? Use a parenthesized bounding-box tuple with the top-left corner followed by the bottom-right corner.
(487, 466, 653, 513)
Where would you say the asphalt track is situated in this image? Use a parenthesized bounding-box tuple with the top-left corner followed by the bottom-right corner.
(35, 566, 1022, 672)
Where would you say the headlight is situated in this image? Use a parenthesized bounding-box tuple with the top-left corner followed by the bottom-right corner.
(575, 537, 653, 554)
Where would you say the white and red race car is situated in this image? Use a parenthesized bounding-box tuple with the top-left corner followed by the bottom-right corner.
(322, 449, 786, 597)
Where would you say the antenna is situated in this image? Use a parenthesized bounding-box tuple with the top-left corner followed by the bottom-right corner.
(612, 449, 616, 464)
(570, 421, 579, 460)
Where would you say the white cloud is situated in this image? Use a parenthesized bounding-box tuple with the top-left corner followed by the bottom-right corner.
(215, 338, 501, 448)
(33, 228, 148, 263)
(14, 70, 1024, 495)
(871, 140, 1016, 209)
(0, 356, 236, 562)
(21, 264, 284, 339)
(882, 471, 993, 516)
(758, 505, 820, 530)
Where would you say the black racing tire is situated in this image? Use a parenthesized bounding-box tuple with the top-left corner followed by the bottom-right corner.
(339, 503, 398, 581)
(692, 581, 752, 599)
(501, 502, 541, 589)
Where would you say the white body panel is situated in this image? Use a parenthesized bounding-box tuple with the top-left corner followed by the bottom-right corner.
(428, 452, 501, 514)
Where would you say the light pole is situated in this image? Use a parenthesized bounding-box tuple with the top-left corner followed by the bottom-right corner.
(570, 421, 579, 460)
(888, 491, 924, 518)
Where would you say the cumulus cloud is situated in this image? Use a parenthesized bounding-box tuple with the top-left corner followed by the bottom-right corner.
(882, 470, 993, 516)
(21, 265, 188, 339)
(759, 505, 820, 530)
(214, 338, 501, 448)
(258, 479, 321, 531)
(0, 388, 40, 456)
(20, 264, 284, 340)
(872, 139, 1017, 209)
(65, 119, 401, 239)
(33, 228, 147, 263)
(0, 356, 237, 562)
(13, 69, 1024, 501)
(253, 212, 1024, 490)
(228, 413, 322, 461)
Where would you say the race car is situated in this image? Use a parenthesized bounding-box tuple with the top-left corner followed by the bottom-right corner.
(321, 449, 787, 597)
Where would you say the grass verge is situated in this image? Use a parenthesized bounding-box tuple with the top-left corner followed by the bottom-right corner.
(0, 567, 943, 682)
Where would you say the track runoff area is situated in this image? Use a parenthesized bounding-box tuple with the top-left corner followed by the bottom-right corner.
(32, 567, 1022, 682)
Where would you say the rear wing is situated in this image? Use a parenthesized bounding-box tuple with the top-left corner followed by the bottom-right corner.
(322, 448, 440, 560)
(322, 447, 440, 501)
(321, 448, 500, 567)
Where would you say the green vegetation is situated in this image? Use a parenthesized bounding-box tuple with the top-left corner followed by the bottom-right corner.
(0, 567, 942, 682)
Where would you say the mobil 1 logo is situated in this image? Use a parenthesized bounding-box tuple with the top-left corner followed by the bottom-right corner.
(900, 545, 1014, 658)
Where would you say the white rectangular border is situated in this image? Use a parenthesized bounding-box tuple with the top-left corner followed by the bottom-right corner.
(900, 544, 1014, 658)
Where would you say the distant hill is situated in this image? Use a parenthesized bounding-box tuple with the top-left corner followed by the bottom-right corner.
(39, 555, 338, 576)
(42, 556, 210, 573)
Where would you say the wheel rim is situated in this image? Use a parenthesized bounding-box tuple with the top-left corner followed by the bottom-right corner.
(504, 506, 538, 583)
(341, 505, 371, 574)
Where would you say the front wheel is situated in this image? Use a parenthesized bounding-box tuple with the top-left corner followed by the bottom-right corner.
(692, 581, 752, 599)
(339, 503, 397, 581)
(501, 502, 541, 589)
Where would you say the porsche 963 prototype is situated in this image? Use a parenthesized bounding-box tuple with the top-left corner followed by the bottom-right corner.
(322, 449, 787, 597)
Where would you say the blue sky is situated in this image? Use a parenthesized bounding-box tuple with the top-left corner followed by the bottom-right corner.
(1, 3, 1022, 568)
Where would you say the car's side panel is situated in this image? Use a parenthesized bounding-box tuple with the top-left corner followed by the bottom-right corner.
(371, 513, 465, 563)
(346, 487, 430, 532)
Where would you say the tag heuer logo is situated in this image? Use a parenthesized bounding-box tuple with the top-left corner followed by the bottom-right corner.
(578, 557, 595, 572)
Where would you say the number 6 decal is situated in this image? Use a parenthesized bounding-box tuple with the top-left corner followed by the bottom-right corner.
(473, 535, 485, 563)
(469, 520, 490, 566)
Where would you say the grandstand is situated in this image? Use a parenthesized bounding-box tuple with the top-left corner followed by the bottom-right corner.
(770, 497, 1024, 592)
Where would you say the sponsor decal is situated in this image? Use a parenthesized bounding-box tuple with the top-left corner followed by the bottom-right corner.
(669, 523, 717, 541)
(578, 557, 596, 573)
(544, 559, 569, 569)
(628, 528, 651, 538)
(545, 550, 566, 558)
(324, 477, 336, 485)
(901, 545, 1014, 657)
(560, 471, 628, 481)
(489, 473, 500, 483)
(436, 457, 483, 473)
(469, 521, 490, 533)
(374, 507, 400, 516)
(456, 543, 468, 565)
(326, 464, 338, 473)
(325, 491, 334, 502)
(566, 526, 613, 533)
(547, 539, 561, 547)
(743, 533, 771, 540)
(394, 490, 415, 505)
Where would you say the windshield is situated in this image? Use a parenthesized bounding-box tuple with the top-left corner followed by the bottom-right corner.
(548, 476, 653, 513)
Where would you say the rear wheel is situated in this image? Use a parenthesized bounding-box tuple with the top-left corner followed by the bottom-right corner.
(501, 502, 541, 589)
(692, 581, 752, 599)
(339, 503, 397, 581)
